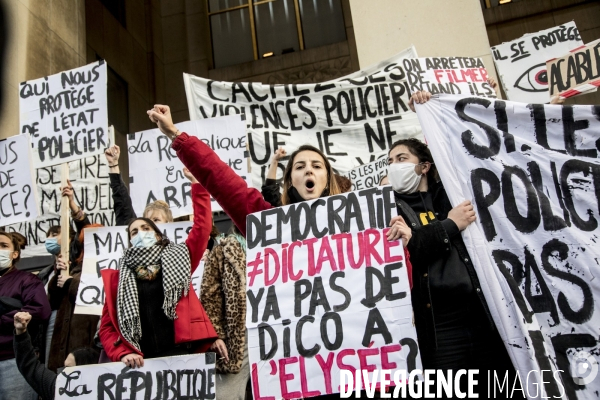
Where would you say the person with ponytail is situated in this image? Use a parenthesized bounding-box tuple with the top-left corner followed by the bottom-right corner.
(0, 231, 50, 400)
(99, 169, 217, 367)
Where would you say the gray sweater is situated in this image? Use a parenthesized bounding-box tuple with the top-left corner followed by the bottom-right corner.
(13, 331, 56, 400)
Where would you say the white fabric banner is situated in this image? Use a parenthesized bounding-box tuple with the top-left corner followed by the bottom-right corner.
(416, 94, 600, 399)
(245, 187, 420, 398)
(183, 48, 423, 189)
(75, 221, 196, 315)
(127, 115, 248, 217)
(491, 22, 584, 104)
(20, 60, 108, 168)
(55, 353, 216, 399)
(403, 57, 496, 98)
(0, 134, 39, 225)
(6, 155, 114, 258)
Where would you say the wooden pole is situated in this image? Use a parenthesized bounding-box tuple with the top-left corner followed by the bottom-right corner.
(59, 163, 70, 278)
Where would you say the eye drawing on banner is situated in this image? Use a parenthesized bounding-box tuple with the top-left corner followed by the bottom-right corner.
(514, 63, 548, 93)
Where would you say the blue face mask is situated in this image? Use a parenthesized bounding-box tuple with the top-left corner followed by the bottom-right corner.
(45, 238, 61, 255)
(131, 231, 158, 248)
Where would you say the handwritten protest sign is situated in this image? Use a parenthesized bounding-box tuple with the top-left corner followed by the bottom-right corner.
(491, 22, 584, 103)
(403, 57, 496, 98)
(346, 156, 388, 191)
(0, 135, 39, 225)
(20, 61, 108, 168)
(6, 155, 115, 257)
(184, 48, 423, 189)
(416, 95, 600, 399)
(547, 38, 600, 99)
(245, 188, 420, 398)
(55, 353, 216, 399)
(75, 221, 196, 315)
(128, 115, 248, 217)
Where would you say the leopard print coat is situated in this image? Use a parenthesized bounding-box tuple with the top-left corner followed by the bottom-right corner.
(201, 235, 246, 374)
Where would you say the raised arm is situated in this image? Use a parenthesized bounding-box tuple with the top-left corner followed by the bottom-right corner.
(147, 105, 272, 236)
(183, 169, 212, 272)
(105, 145, 137, 225)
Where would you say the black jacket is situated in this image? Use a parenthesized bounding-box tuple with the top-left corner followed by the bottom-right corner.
(14, 331, 56, 400)
(109, 173, 137, 226)
(261, 178, 282, 208)
(395, 181, 495, 351)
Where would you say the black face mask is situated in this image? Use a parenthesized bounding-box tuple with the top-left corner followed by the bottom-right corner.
(286, 186, 330, 204)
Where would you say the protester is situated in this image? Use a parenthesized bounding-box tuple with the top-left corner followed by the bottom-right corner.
(105, 145, 174, 225)
(98, 168, 217, 368)
(13, 311, 99, 400)
(146, 104, 412, 250)
(261, 146, 287, 207)
(388, 93, 520, 396)
(201, 225, 249, 399)
(0, 231, 50, 400)
(43, 182, 100, 372)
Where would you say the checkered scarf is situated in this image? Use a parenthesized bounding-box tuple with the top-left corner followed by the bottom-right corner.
(117, 243, 191, 351)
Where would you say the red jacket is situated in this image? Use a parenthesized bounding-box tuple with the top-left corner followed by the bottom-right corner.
(99, 183, 218, 362)
(172, 133, 413, 288)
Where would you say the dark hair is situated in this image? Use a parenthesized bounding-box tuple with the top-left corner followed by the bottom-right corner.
(70, 347, 100, 366)
(281, 145, 341, 205)
(388, 138, 440, 186)
(335, 174, 352, 193)
(126, 217, 169, 247)
(0, 231, 26, 266)
(47, 226, 61, 236)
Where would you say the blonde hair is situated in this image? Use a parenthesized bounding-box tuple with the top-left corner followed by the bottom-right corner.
(143, 200, 174, 222)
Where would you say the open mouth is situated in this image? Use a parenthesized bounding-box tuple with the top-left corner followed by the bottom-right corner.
(305, 179, 315, 191)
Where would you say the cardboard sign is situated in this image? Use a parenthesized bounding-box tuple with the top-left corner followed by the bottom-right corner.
(491, 22, 584, 103)
(416, 94, 600, 399)
(6, 155, 115, 257)
(183, 47, 423, 189)
(245, 188, 421, 398)
(547, 38, 600, 98)
(346, 156, 388, 191)
(75, 222, 195, 315)
(20, 61, 108, 168)
(403, 57, 496, 98)
(55, 353, 216, 399)
(0, 135, 39, 225)
(127, 116, 249, 217)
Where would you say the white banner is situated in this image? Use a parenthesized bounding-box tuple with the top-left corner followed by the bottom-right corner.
(491, 22, 584, 103)
(128, 116, 248, 217)
(0, 135, 39, 225)
(346, 156, 388, 191)
(245, 187, 420, 398)
(403, 57, 496, 98)
(75, 221, 196, 315)
(416, 94, 600, 399)
(20, 60, 108, 168)
(55, 353, 216, 399)
(6, 155, 115, 257)
(183, 48, 423, 189)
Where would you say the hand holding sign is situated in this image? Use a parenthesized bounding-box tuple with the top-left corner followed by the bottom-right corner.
(182, 167, 198, 184)
(14, 311, 32, 335)
(147, 104, 179, 139)
(210, 339, 229, 363)
(448, 200, 477, 231)
(386, 215, 412, 246)
(408, 91, 432, 112)
(121, 353, 144, 368)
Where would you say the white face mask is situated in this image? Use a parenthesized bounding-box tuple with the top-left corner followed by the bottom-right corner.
(0, 250, 14, 270)
(388, 162, 423, 194)
(130, 231, 158, 248)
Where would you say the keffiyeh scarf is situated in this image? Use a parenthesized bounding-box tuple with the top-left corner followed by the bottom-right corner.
(117, 243, 191, 351)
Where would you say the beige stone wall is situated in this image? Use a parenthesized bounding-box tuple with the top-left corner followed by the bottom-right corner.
(347, 0, 499, 84)
(0, 0, 86, 139)
(484, 0, 600, 105)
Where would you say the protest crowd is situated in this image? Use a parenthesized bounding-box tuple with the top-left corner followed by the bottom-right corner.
(1, 15, 599, 400)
